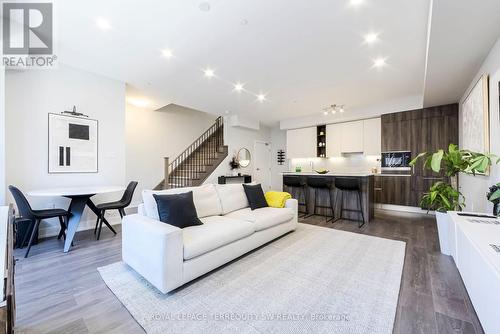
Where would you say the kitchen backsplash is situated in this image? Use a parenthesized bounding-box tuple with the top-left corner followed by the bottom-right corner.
(290, 153, 380, 173)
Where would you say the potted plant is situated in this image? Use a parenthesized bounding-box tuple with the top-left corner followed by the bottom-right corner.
(487, 182, 500, 216)
(410, 144, 498, 255)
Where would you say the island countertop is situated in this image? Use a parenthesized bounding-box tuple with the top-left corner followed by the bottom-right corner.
(281, 171, 374, 177)
(282, 171, 375, 223)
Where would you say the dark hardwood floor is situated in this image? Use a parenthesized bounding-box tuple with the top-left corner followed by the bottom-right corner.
(14, 211, 483, 334)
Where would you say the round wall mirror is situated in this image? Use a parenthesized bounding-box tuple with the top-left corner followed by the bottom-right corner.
(237, 148, 251, 168)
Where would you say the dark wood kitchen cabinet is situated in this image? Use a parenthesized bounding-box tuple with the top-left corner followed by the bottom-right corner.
(380, 104, 458, 207)
(375, 175, 412, 206)
(381, 112, 412, 152)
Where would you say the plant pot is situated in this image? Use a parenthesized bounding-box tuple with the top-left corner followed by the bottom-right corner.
(435, 211, 452, 256)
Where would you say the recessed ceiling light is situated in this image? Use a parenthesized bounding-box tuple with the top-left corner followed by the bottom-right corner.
(373, 57, 387, 68)
(364, 33, 379, 44)
(96, 17, 112, 30)
(234, 82, 244, 92)
(257, 94, 266, 102)
(204, 68, 215, 78)
(161, 49, 173, 59)
(349, 0, 364, 6)
(199, 2, 211, 12)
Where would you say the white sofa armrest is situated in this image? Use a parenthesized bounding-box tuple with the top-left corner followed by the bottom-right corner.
(122, 214, 184, 293)
(137, 203, 146, 216)
(285, 198, 299, 226)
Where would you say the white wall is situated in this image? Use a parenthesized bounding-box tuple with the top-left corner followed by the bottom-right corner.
(5, 65, 126, 237)
(270, 126, 289, 191)
(126, 102, 216, 205)
(0, 65, 5, 205)
(459, 37, 500, 213)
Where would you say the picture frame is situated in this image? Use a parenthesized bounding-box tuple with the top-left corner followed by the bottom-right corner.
(48, 113, 98, 173)
(461, 74, 490, 174)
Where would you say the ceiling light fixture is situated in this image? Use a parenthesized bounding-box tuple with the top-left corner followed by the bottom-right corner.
(349, 0, 365, 6)
(373, 57, 387, 68)
(234, 82, 244, 92)
(257, 94, 266, 102)
(161, 49, 173, 59)
(96, 17, 112, 30)
(322, 104, 346, 115)
(204, 68, 215, 78)
(364, 32, 379, 44)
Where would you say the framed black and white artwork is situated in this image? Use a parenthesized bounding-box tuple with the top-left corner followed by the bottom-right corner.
(48, 113, 98, 173)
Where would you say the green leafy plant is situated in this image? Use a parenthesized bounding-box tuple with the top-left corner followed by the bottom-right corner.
(410, 144, 498, 177)
(411, 144, 498, 212)
(420, 182, 464, 213)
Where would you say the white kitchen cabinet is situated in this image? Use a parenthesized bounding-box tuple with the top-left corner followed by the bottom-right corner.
(326, 123, 342, 157)
(363, 118, 381, 155)
(340, 120, 364, 153)
(286, 127, 317, 158)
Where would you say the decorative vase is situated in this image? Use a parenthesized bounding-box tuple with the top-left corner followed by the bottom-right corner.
(232, 169, 238, 176)
(435, 211, 451, 256)
(493, 200, 500, 216)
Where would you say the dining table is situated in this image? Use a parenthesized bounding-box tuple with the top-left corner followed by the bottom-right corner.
(27, 186, 125, 252)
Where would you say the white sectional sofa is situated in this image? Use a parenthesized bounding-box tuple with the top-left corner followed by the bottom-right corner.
(122, 183, 298, 293)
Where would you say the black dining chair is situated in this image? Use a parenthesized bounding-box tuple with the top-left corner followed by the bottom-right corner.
(9, 185, 70, 258)
(94, 181, 138, 240)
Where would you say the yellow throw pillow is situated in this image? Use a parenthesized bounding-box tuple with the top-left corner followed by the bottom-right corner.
(264, 191, 292, 208)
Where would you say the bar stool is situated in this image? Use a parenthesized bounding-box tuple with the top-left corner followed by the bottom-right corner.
(333, 177, 365, 228)
(306, 177, 334, 222)
(283, 176, 308, 217)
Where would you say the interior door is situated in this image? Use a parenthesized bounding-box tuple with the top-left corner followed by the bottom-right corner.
(253, 141, 272, 191)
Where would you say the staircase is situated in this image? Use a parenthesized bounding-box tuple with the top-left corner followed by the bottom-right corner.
(155, 116, 228, 190)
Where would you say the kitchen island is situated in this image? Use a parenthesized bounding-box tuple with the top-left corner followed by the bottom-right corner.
(282, 172, 374, 223)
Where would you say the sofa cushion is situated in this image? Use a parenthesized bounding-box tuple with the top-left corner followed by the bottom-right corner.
(215, 184, 249, 214)
(153, 192, 203, 228)
(224, 207, 295, 231)
(143, 184, 222, 220)
(183, 216, 255, 260)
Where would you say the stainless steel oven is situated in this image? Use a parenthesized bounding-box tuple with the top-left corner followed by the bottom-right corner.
(381, 151, 412, 171)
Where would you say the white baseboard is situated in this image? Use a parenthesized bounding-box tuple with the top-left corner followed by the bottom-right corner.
(375, 203, 434, 215)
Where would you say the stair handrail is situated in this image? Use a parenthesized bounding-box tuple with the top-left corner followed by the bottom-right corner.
(163, 116, 223, 188)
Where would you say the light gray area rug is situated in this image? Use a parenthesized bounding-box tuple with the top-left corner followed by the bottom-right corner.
(98, 223, 405, 334)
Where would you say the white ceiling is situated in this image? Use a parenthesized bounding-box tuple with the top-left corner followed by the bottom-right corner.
(423, 0, 500, 107)
(54, 0, 500, 126)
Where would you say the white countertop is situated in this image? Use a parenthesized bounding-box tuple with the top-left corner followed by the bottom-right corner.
(282, 172, 374, 177)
